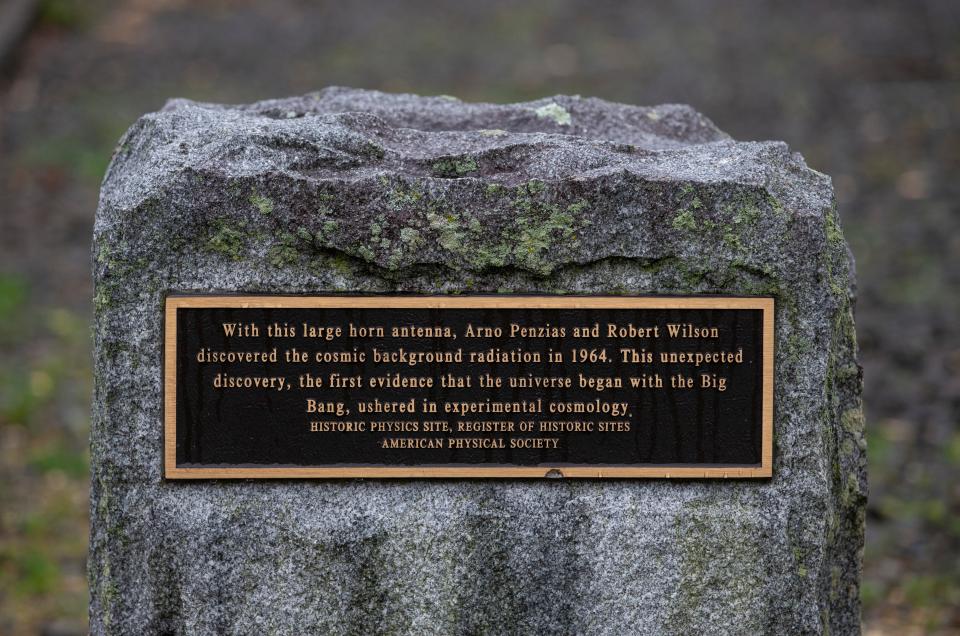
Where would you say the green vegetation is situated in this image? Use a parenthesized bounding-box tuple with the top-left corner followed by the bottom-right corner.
(0, 279, 90, 628)
(0, 274, 28, 343)
(38, 0, 89, 28)
(28, 443, 88, 479)
(13, 549, 59, 596)
(21, 134, 113, 185)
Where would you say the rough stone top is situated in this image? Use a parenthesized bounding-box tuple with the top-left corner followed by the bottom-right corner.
(103, 88, 831, 238)
(97, 87, 838, 279)
(168, 86, 729, 148)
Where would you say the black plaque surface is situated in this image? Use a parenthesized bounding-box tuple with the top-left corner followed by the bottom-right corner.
(164, 296, 773, 478)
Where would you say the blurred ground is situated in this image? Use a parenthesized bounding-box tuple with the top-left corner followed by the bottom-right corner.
(0, 1, 957, 634)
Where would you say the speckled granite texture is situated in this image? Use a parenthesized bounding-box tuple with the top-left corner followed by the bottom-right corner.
(91, 87, 865, 635)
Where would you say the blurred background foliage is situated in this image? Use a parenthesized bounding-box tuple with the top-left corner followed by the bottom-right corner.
(0, 0, 957, 634)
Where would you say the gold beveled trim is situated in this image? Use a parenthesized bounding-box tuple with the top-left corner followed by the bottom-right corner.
(164, 295, 774, 479)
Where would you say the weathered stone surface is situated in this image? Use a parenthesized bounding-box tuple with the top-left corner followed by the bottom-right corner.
(91, 87, 866, 634)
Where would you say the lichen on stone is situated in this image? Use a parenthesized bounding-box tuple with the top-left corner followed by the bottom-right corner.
(431, 156, 479, 178)
(672, 209, 698, 232)
(533, 102, 572, 126)
(205, 218, 247, 260)
(249, 192, 274, 216)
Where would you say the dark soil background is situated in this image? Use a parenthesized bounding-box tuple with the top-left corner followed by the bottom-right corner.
(0, 1, 957, 633)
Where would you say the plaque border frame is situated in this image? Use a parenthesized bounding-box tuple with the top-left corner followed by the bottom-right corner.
(164, 295, 774, 479)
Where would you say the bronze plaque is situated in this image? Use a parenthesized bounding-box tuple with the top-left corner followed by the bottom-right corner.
(164, 295, 773, 478)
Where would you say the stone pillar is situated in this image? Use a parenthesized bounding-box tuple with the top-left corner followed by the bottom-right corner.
(91, 88, 865, 634)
